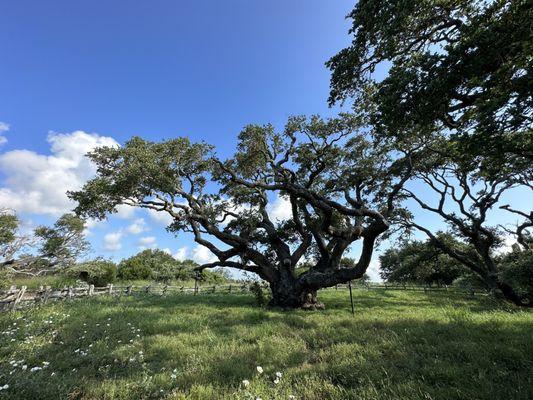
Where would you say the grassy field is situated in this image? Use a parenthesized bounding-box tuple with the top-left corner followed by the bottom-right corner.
(4, 276, 217, 290)
(0, 289, 532, 400)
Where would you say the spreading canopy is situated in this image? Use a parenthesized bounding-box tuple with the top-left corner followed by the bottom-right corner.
(327, 0, 532, 175)
(70, 114, 419, 307)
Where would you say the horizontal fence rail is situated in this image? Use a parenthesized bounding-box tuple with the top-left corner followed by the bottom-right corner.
(0, 283, 486, 312)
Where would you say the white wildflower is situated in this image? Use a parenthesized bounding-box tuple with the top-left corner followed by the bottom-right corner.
(0, 384, 9, 391)
(256, 366, 263, 374)
(242, 379, 250, 387)
(274, 377, 280, 384)
(275, 371, 282, 378)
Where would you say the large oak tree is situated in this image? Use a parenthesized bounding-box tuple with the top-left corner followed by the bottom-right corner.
(70, 115, 418, 308)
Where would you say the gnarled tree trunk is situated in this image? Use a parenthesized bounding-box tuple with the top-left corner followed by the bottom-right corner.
(269, 278, 324, 310)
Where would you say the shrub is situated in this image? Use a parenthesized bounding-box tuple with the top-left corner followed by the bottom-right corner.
(153, 261, 196, 282)
(64, 259, 117, 287)
(198, 268, 230, 285)
(499, 249, 533, 300)
(453, 273, 488, 291)
(117, 258, 153, 280)
(249, 281, 270, 307)
(0, 270, 11, 289)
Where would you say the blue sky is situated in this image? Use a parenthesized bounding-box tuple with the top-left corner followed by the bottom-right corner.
(0, 1, 530, 280)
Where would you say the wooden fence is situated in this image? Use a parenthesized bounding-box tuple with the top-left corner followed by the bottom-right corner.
(0, 283, 251, 312)
(0, 282, 485, 312)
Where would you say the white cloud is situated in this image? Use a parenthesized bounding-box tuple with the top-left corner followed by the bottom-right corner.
(365, 259, 382, 283)
(83, 217, 105, 236)
(0, 122, 8, 146)
(267, 195, 292, 222)
(174, 247, 188, 261)
(191, 245, 217, 264)
(0, 130, 119, 216)
(138, 236, 157, 249)
(147, 209, 174, 226)
(161, 246, 189, 261)
(104, 231, 123, 251)
(115, 204, 136, 219)
(126, 218, 147, 234)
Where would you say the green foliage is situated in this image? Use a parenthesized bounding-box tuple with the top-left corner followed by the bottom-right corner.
(198, 268, 231, 285)
(118, 258, 153, 280)
(115, 250, 230, 283)
(499, 249, 533, 300)
(117, 249, 176, 280)
(249, 281, 270, 307)
(34, 213, 88, 267)
(0, 211, 18, 247)
(0, 270, 11, 289)
(64, 259, 117, 287)
(327, 0, 532, 176)
(68, 137, 213, 221)
(380, 236, 469, 285)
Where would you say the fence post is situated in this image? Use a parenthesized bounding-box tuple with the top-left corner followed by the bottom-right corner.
(88, 285, 94, 296)
(67, 286, 74, 299)
(108, 284, 114, 295)
(348, 280, 355, 316)
(228, 285, 232, 293)
(194, 271, 199, 295)
(126, 285, 132, 295)
(43, 286, 51, 304)
(145, 285, 151, 294)
(11, 286, 27, 310)
(35, 287, 43, 304)
(212, 286, 216, 293)
(162, 285, 168, 295)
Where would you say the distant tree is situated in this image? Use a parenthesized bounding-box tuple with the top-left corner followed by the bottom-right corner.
(70, 114, 420, 308)
(65, 258, 117, 287)
(327, 0, 532, 306)
(327, 0, 532, 176)
(379, 236, 468, 286)
(0, 210, 18, 248)
(118, 249, 176, 280)
(399, 156, 532, 306)
(0, 210, 89, 275)
(498, 247, 533, 300)
(116, 249, 228, 283)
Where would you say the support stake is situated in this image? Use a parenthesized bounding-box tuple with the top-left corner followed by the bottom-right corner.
(348, 280, 355, 317)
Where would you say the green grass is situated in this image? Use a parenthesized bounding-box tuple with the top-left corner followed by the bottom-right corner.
(5, 277, 229, 290)
(0, 290, 532, 399)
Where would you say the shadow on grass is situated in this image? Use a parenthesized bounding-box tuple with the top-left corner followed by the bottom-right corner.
(2, 291, 532, 399)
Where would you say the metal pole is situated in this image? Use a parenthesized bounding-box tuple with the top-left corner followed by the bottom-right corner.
(348, 280, 355, 316)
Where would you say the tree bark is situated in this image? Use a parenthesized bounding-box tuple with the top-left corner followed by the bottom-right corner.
(495, 279, 532, 307)
(268, 278, 324, 310)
